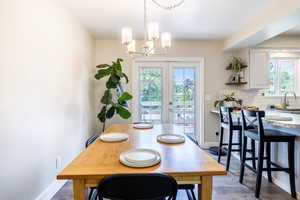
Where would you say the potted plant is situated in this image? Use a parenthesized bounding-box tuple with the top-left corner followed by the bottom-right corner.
(214, 92, 242, 108)
(226, 57, 247, 83)
(95, 58, 132, 132)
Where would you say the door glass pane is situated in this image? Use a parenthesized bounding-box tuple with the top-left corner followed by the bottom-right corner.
(139, 67, 162, 122)
(172, 67, 196, 140)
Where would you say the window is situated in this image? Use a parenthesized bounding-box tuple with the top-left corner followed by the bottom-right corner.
(264, 58, 297, 96)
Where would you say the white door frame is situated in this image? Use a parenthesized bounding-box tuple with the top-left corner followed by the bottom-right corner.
(132, 57, 205, 145)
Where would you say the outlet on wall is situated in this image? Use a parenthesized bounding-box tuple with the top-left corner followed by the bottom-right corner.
(56, 156, 62, 170)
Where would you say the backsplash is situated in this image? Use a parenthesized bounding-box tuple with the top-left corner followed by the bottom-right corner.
(215, 89, 300, 110)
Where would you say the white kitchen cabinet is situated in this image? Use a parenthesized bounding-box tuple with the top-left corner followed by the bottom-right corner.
(248, 49, 270, 89)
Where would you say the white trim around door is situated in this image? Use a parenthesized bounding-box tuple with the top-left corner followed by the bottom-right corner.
(132, 57, 205, 145)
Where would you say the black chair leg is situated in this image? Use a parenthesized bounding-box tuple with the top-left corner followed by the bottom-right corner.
(255, 141, 265, 198)
(239, 129, 242, 159)
(266, 142, 272, 183)
(218, 127, 224, 163)
(288, 140, 296, 198)
(185, 189, 193, 200)
(88, 188, 94, 200)
(226, 129, 233, 171)
(251, 139, 256, 170)
(190, 188, 196, 200)
(239, 136, 248, 184)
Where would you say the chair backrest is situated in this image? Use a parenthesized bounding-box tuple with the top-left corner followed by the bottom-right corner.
(85, 135, 98, 148)
(241, 109, 265, 140)
(219, 106, 234, 125)
(97, 173, 178, 200)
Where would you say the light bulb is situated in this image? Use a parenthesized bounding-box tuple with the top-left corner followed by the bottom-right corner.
(161, 32, 171, 48)
(121, 27, 133, 45)
(147, 22, 159, 40)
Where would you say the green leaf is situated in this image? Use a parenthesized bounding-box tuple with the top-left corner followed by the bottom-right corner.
(97, 106, 107, 122)
(106, 77, 118, 89)
(96, 64, 110, 68)
(95, 68, 111, 80)
(115, 70, 124, 78)
(118, 92, 133, 104)
(122, 73, 129, 83)
(111, 73, 121, 83)
(106, 106, 115, 119)
(113, 61, 122, 72)
(117, 58, 123, 63)
(116, 106, 131, 119)
(101, 90, 112, 104)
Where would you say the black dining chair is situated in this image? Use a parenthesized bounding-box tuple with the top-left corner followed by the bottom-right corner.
(240, 110, 296, 198)
(96, 173, 178, 200)
(178, 184, 196, 200)
(85, 135, 99, 200)
(218, 107, 256, 171)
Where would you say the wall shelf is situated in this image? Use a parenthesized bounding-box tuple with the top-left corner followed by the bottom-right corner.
(226, 82, 247, 86)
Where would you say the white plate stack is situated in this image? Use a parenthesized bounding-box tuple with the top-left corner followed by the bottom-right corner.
(100, 133, 129, 142)
(157, 134, 185, 144)
(120, 148, 161, 168)
(133, 122, 153, 129)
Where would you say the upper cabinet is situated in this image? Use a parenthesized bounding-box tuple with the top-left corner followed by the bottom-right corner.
(235, 48, 269, 90)
(248, 49, 270, 89)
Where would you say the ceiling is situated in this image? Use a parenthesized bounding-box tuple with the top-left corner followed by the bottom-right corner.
(61, 0, 279, 40)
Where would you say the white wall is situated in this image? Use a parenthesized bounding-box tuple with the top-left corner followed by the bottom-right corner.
(94, 40, 234, 144)
(0, 0, 95, 199)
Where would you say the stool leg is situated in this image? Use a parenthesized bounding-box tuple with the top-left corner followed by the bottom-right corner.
(218, 127, 224, 163)
(255, 141, 265, 198)
(226, 129, 233, 171)
(251, 139, 256, 170)
(239, 136, 248, 184)
(288, 140, 296, 198)
(266, 142, 272, 183)
(238, 129, 242, 159)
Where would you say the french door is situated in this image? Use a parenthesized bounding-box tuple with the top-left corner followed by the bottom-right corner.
(133, 60, 203, 143)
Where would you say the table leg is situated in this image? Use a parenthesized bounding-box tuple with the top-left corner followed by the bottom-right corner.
(199, 176, 212, 200)
(73, 179, 87, 200)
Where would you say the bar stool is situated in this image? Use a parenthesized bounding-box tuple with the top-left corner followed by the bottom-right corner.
(239, 110, 296, 198)
(218, 107, 256, 171)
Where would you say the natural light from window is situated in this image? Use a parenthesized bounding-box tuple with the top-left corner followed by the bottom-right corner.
(264, 58, 297, 96)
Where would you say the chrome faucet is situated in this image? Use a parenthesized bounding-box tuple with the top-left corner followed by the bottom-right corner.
(282, 92, 297, 109)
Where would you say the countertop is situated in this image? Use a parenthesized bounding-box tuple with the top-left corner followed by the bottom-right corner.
(210, 109, 300, 129)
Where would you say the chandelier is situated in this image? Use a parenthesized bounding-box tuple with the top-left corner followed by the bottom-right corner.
(121, 0, 184, 57)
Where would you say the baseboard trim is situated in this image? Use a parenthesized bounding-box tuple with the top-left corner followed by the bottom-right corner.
(231, 153, 300, 198)
(35, 179, 67, 200)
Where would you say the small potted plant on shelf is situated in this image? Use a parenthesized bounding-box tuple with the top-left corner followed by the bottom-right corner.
(214, 92, 242, 108)
(226, 57, 247, 83)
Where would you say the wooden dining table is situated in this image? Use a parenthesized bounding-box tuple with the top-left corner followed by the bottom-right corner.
(57, 124, 226, 200)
